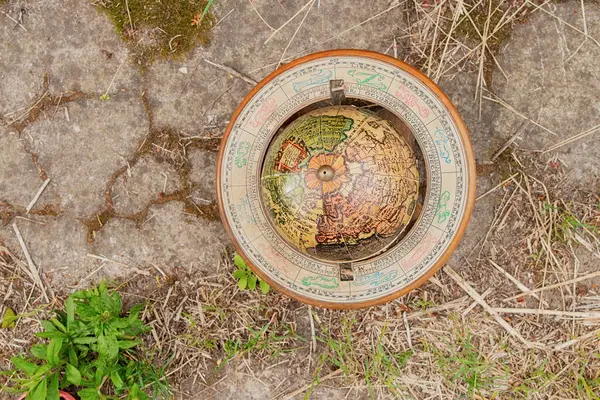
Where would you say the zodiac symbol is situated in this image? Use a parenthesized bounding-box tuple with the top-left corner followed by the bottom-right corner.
(235, 141, 251, 168)
(249, 98, 277, 128)
(292, 69, 333, 92)
(435, 190, 451, 224)
(395, 86, 430, 118)
(238, 194, 256, 224)
(434, 128, 452, 164)
(256, 242, 288, 274)
(353, 270, 398, 286)
(404, 232, 439, 267)
(301, 275, 339, 289)
(347, 70, 387, 90)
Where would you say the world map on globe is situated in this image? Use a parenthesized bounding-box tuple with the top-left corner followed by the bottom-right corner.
(260, 106, 419, 262)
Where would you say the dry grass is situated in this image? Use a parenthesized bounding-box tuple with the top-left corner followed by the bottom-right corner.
(3, 209, 600, 399)
(2, 1, 600, 399)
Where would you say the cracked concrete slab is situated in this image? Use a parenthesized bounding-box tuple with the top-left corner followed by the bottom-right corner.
(112, 156, 181, 214)
(0, 0, 140, 117)
(188, 148, 217, 204)
(1, 0, 600, 397)
(0, 215, 89, 288)
(23, 96, 148, 217)
(91, 201, 228, 277)
(0, 127, 45, 207)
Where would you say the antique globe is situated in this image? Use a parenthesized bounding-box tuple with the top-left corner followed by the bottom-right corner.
(260, 106, 419, 262)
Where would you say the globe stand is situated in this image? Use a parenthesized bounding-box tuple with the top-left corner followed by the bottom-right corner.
(217, 50, 476, 309)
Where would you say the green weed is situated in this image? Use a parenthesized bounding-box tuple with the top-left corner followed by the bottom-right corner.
(433, 328, 507, 397)
(412, 297, 435, 310)
(220, 322, 303, 368)
(233, 254, 270, 294)
(0, 280, 168, 400)
(543, 202, 598, 242)
(311, 318, 412, 398)
(510, 360, 554, 397)
(576, 360, 600, 400)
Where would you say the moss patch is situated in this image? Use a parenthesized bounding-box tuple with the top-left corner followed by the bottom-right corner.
(96, 0, 214, 66)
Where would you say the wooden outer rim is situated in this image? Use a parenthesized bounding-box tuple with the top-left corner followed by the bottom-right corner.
(216, 49, 477, 310)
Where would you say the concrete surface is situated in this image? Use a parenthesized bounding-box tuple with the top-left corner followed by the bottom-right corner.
(1, 0, 599, 398)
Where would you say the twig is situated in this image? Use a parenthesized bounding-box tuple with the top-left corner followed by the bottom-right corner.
(26, 178, 51, 214)
(492, 308, 600, 319)
(504, 270, 600, 301)
(168, 34, 183, 51)
(569, 242, 579, 335)
(492, 122, 527, 161)
(152, 263, 167, 277)
(248, 0, 276, 31)
(444, 265, 537, 348)
(489, 260, 549, 307)
(276, 0, 315, 69)
(163, 284, 175, 309)
(86, 253, 150, 276)
(12, 223, 50, 302)
(484, 94, 558, 137)
(203, 58, 257, 85)
(1, 10, 27, 31)
(307, 305, 317, 352)
(78, 264, 106, 285)
(406, 296, 468, 320)
(8, 91, 48, 126)
(402, 311, 412, 348)
(213, 8, 234, 30)
(476, 173, 518, 201)
(553, 328, 600, 351)
(541, 123, 600, 154)
(0, 245, 35, 282)
(15, 216, 46, 226)
(525, 0, 600, 48)
(372, 297, 469, 326)
(248, 1, 403, 74)
(580, 0, 588, 36)
(280, 369, 343, 400)
(173, 295, 189, 322)
(201, 82, 236, 120)
(462, 288, 492, 317)
(264, 0, 313, 44)
(101, 57, 126, 98)
(125, 0, 134, 32)
(573, 233, 600, 260)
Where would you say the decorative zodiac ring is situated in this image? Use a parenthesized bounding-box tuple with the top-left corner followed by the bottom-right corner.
(217, 50, 476, 309)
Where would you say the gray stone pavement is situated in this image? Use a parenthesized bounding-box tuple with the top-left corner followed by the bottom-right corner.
(1, 0, 599, 398)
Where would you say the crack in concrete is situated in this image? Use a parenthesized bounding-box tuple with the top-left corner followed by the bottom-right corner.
(2, 74, 223, 244)
(0, 201, 62, 226)
(6, 74, 92, 134)
(81, 88, 222, 243)
(2, 74, 94, 182)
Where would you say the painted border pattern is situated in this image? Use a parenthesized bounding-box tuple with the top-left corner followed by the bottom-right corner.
(217, 50, 475, 309)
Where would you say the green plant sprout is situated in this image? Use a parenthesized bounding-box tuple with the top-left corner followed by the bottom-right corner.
(233, 254, 270, 294)
(1, 280, 169, 400)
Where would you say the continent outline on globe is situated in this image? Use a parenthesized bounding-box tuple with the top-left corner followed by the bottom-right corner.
(261, 106, 419, 263)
